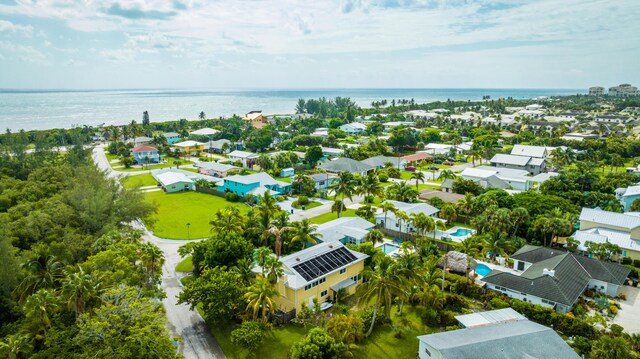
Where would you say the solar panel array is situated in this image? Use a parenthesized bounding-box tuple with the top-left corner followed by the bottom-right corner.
(292, 247, 357, 281)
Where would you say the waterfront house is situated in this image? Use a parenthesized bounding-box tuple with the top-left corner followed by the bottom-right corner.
(338, 122, 367, 136)
(269, 242, 368, 312)
(318, 157, 374, 177)
(218, 172, 291, 197)
(573, 207, 640, 260)
(228, 150, 259, 168)
(375, 200, 440, 233)
(483, 245, 630, 313)
(615, 185, 640, 211)
(131, 145, 160, 164)
(197, 162, 238, 178)
(417, 310, 579, 359)
(172, 140, 205, 156)
(163, 132, 181, 144)
(243, 111, 269, 129)
(315, 217, 375, 245)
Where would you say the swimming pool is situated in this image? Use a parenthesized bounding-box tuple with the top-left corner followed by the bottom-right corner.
(450, 228, 472, 237)
(381, 243, 400, 254)
(475, 263, 492, 276)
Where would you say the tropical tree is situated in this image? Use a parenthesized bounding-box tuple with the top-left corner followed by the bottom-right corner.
(15, 250, 63, 303)
(209, 206, 245, 238)
(411, 212, 433, 238)
(289, 219, 322, 249)
(61, 266, 101, 318)
(456, 192, 475, 218)
(396, 210, 410, 233)
(365, 229, 384, 245)
(139, 242, 165, 283)
(381, 201, 396, 228)
(440, 204, 457, 223)
(244, 277, 279, 322)
(199, 111, 206, 121)
(439, 169, 457, 181)
(334, 171, 356, 217)
(0, 334, 32, 359)
(357, 255, 404, 336)
(24, 288, 59, 338)
(386, 181, 418, 202)
(410, 171, 425, 191)
(256, 192, 280, 224)
(262, 255, 284, 284)
(459, 236, 480, 257)
(266, 225, 288, 257)
(481, 231, 512, 260)
(359, 172, 383, 201)
(510, 207, 529, 237)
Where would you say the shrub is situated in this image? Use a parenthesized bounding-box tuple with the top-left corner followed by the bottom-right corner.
(386, 167, 400, 179)
(571, 336, 592, 356)
(489, 297, 510, 310)
(609, 305, 619, 316)
(422, 307, 438, 326)
(332, 303, 350, 315)
(326, 315, 364, 344)
(634, 259, 640, 268)
(230, 321, 265, 351)
(445, 325, 459, 332)
(297, 196, 310, 206)
(225, 192, 240, 202)
(443, 293, 468, 312)
(573, 303, 586, 317)
(622, 257, 632, 265)
(359, 307, 386, 327)
(438, 310, 457, 326)
(378, 173, 389, 182)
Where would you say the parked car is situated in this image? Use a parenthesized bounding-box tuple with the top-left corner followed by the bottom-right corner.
(444, 161, 455, 166)
(428, 166, 439, 171)
(434, 159, 443, 164)
(457, 157, 467, 162)
(447, 157, 456, 162)
(405, 166, 416, 172)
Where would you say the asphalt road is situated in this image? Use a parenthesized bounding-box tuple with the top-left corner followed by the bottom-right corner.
(93, 145, 227, 359)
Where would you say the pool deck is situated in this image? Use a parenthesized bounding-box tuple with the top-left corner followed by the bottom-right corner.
(442, 225, 475, 243)
(474, 260, 521, 285)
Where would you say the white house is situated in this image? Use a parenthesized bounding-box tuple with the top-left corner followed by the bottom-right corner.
(228, 150, 259, 168)
(489, 153, 545, 175)
(315, 217, 375, 245)
(338, 122, 367, 136)
(375, 200, 440, 233)
(460, 166, 533, 191)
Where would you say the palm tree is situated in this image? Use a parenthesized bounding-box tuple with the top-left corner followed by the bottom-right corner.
(140, 242, 165, 283)
(381, 201, 396, 228)
(257, 192, 280, 224)
(334, 171, 355, 218)
(410, 171, 425, 191)
(456, 192, 475, 219)
(411, 212, 433, 238)
(0, 334, 32, 359)
(266, 225, 288, 257)
(244, 277, 279, 322)
(262, 256, 284, 284)
(439, 169, 456, 181)
(365, 229, 384, 245)
(418, 257, 444, 308)
(439, 204, 457, 223)
(459, 236, 480, 257)
(209, 206, 245, 238)
(481, 232, 512, 260)
(199, 111, 206, 121)
(24, 289, 58, 338)
(358, 255, 404, 336)
(359, 173, 383, 201)
(254, 247, 273, 269)
(386, 181, 418, 202)
(289, 219, 322, 249)
(61, 266, 101, 318)
(15, 250, 63, 303)
(395, 210, 410, 233)
(233, 258, 256, 285)
(510, 207, 529, 237)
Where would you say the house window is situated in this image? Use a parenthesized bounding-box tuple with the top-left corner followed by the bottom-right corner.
(340, 268, 347, 274)
(321, 290, 328, 297)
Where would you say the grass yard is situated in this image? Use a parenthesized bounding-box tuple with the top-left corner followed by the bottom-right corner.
(276, 176, 292, 183)
(143, 191, 248, 239)
(120, 173, 158, 188)
(417, 183, 442, 191)
(211, 323, 307, 359)
(106, 151, 120, 162)
(175, 256, 193, 272)
(309, 209, 358, 224)
(292, 200, 323, 210)
(118, 159, 194, 172)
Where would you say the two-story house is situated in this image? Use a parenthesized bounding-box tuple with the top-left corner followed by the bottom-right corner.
(131, 145, 160, 164)
(228, 150, 259, 168)
(218, 172, 291, 197)
(615, 185, 640, 212)
(162, 132, 182, 144)
(172, 140, 205, 156)
(573, 207, 640, 260)
(243, 111, 269, 129)
(338, 122, 367, 136)
(375, 200, 440, 233)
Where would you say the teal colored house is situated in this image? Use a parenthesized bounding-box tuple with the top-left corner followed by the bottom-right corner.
(616, 185, 640, 211)
(131, 145, 160, 164)
(218, 172, 291, 197)
(163, 132, 182, 145)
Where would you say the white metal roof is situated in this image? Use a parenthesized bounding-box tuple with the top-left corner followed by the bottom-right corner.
(455, 308, 526, 328)
(490, 153, 531, 166)
(461, 167, 497, 179)
(228, 150, 258, 158)
(580, 207, 640, 230)
(574, 227, 640, 252)
(190, 128, 219, 136)
(315, 217, 375, 243)
(154, 171, 193, 187)
(173, 140, 204, 147)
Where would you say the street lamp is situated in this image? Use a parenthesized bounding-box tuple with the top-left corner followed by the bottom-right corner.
(186, 222, 191, 239)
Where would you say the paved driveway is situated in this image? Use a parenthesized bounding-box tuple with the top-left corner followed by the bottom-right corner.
(612, 286, 640, 334)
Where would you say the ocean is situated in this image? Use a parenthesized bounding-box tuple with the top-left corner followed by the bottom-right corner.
(0, 88, 582, 131)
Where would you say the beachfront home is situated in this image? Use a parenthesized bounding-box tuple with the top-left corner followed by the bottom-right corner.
(152, 171, 195, 193)
(197, 162, 238, 178)
(163, 132, 182, 144)
(172, 140, 205, 156)
(228, 150, 259, 168)
(131, 145, 159, 164)
(309, 173, 338, 190)
(483, 245, 630, 313)
(316, 217, 375, 245)
(615, 185, 640, 211)
(218, 172, 291, 197)
(417, 310, 579, 359)
(573, 207, 640, 260)
(375, 200, 440, 233)
(243, 111, 269, 129)
(318, 157, 374, 177)
(338, 122, 367, 136)
(360, 155, 406, 170)
(272, 242, 368, 312)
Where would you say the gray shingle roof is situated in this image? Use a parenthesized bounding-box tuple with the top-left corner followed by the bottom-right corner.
(417, 319, 579, 359)
(510, 245, 564, 263)
(318, 157, 374, 173)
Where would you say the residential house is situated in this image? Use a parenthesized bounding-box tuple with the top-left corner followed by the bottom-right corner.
(311, 127, 329, 139)
(172, 140, 205, 156)
(489, 153, 545, 175)
(483, 245, 630, 312)
(383, 121, 416, 131)
(270, 242, 368, 312)
(460, 167, 533, 191)
(309, 173, 338, 190)
(338, 122, 367, 136)
(243, 111, 269, 129)
(402, 153, 432, 165)
(561, 132, 598, 141)
(197, 162, 239, 178)
(423, 143, 455, 156)
(510, 144, 549, 158)
(595, 114, 633, 124)
(360, 155, 406, 170)
(530, 172, 560, 190)
(573, 207, 640, 260)
(375, 200, 440, 233)
(228, 150, 259, 168)
(189, 128, 219, 136)
(206, 139, 231, 154)
(321, 147, 344, 157)
(131, 136, 153, 146)
(417, 310, 579, 359)
(152, 171, 195, 193)
(131, 145, 159, 164)
(218, 172, 291, 197)
(616, 185, 640, 211)
(163, 132, 181, 145)
(441, 178, 454, 193)
(318, 157, 374, 177)
(316, 217, 375, 245)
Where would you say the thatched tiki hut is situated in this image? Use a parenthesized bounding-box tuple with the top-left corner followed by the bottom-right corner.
(438, 251, 478, 277)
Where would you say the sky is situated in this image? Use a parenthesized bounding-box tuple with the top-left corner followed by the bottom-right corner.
(0, 0, 638, 90)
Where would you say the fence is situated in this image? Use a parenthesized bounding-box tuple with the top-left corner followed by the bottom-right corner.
(195, 186, 249, 203)
(269, 309, 297, 324)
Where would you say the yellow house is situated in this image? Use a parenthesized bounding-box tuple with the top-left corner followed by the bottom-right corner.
(243, 111, 269, 129)
(172, 140, 205, 156)
(274, 242, 368, 313)
(574, 207, 640, 260)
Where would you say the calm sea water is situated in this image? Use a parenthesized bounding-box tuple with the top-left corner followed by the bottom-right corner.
(0, 88, 582, 131)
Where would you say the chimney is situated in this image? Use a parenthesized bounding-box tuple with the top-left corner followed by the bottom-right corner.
(542, 268, 555, 277)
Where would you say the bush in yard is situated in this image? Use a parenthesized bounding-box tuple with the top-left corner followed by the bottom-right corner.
(571, 336, 592, 357)
(326, 315, 364, 344)
(230, 321, 265, 351)
(359, 307, 386, 327)
(297, 196, 310, 206)
(225, 192, 240, 202)
(386, 167, 400, 179)
(378, 173, 389, 182)
(622, 257, 632, 265)
(422, 307, 438, 326)
(489, 297, 510, 310)
(634, 259, 640, 268)
(438, 310, 457, 326)
(290, 328, 345, 359)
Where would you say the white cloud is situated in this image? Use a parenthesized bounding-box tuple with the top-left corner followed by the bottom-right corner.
(0, 19, 33, 36)
(0, 40, 47, 63)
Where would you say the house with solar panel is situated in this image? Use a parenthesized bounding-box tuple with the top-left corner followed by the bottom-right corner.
(483, 245, 630, 313)
(273, 242, 368, 312)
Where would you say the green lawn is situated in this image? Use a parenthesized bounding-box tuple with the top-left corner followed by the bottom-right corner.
(106, 151, 120, 162)
(292, 201, 323, 210)
(211, 323, 307, 359)
(417, 183, 442, 191)
(120, 173, 158, 188)
(276, 176, 292, 183)
(309, 209, 358, 224)
(143, 191, 248, 239)
(175, 256, 193, 272)
(118, 159, 194, 172)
